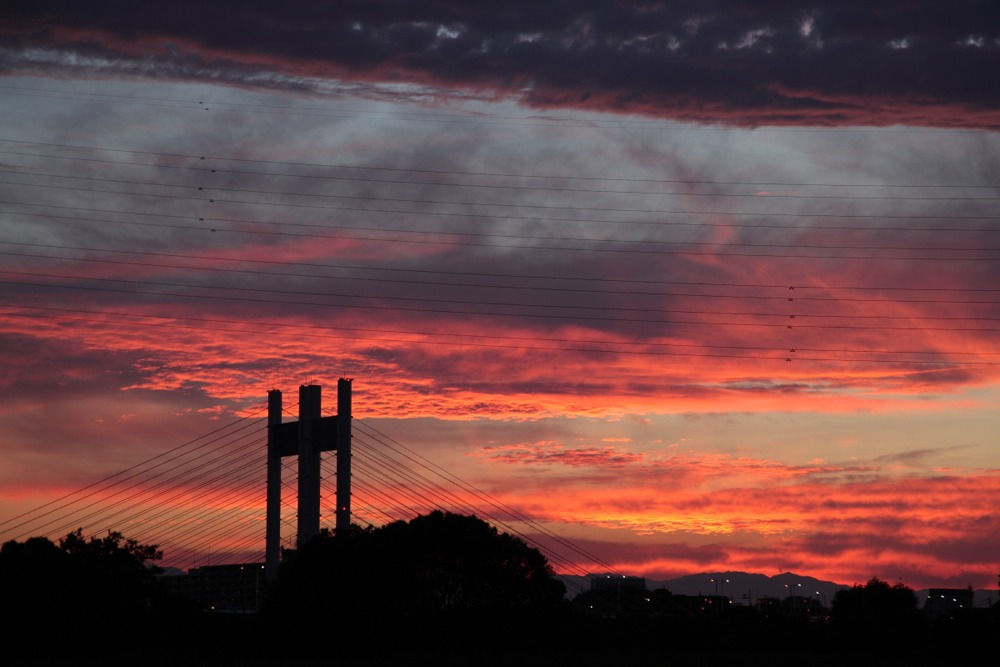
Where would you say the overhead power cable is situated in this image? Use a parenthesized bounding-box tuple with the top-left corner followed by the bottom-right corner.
(5, 191, 1000, 235)
(1, 239, 996, 294)
(6, 163, 1000, 202)
(4, 246, 1000, 304)
(5, 276, 1000, 339)
(4, 306, 999, 367)
(4, 206, 996, 261)
(1, 136, 995, 186)
(8, 267, 1000, 322)
(5, 303, 996, 360)
(2, 206, 998, 260)
(3, 173, 998, 225)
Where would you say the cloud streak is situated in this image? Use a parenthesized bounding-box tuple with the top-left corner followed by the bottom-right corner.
(492, 449, 1000, 587)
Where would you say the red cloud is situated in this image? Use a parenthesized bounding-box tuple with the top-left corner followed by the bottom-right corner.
(480, 441, 646, 467)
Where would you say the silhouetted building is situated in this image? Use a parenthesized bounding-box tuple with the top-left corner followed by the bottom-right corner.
(160, 562, 266, 613)
(590, 574, 646, 592)
(784, 594, 828, 621)
(924, 588, 974, 619)
(660, 593, 733, 616)
(756, 596, 783, 616)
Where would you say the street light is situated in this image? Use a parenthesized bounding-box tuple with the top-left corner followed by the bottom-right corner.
(710, 577, 730, 597)
(785, 583, 802, 613)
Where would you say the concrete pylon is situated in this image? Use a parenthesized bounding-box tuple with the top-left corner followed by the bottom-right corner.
(265, 379, 352, 581)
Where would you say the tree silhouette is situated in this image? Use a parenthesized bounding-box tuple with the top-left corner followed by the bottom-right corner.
(1, 529, 164, 651)
(377, 510, 565, 613)
(58, 528, 163, 617)
(831, 577, 925, 644)
(0, 536, 70, 621)
(264, 511, 566, 649)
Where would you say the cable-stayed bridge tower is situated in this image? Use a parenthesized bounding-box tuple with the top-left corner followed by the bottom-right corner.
(265, 379, 352, 580)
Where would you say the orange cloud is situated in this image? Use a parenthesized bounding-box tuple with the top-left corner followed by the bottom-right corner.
(460, 445, 999, 588)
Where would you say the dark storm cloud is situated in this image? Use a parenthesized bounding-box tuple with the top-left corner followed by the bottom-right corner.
(3, 1, 999, 127)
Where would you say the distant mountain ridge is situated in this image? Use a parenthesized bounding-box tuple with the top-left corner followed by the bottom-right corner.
(646, 571, 845, 605)
(559, 571, 844, 605)
(558, 571, 997, 609)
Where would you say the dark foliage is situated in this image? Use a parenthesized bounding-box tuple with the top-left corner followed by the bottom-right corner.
(830, 577, 927, 646)
(0, 529, 166, 658)
(263, 511, 567, 651)
(2, 524, 994, 664)
(59, 528, 164, 616)
(1, 529, 163, 624)
(0, 535, 71, 622)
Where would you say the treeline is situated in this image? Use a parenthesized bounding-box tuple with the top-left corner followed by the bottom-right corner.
(1, 513, 995, 665)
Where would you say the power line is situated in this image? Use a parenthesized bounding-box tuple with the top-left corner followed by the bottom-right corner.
(5, 252, 1000, 317)
(2, 239, 996, 293)
(4, 247, 1000, 308)
(8, 267, 999, 321)
(6, 161, 1000, 202)
(5, 144, 998, 194)
(3, 206, 997, 261)
(5, 192, 999, 239)
(5, 303, 995, 358)
(5, 272, 1000, 335)
(4, 305, 998, 367)
(4, 173, 998, 226)
(3, 205, 998, 260)
(2, 132, 995, 179)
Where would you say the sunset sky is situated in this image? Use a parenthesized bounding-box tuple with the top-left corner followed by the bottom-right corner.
(1, 2, 998, 591)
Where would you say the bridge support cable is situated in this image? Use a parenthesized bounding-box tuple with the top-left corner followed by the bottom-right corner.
(345, 454, 442, 517)
(0, 409, 267, 546)
(346, 428, 596, 595)
(352, 419, 629, 585)
(57, 439, 265, 544)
